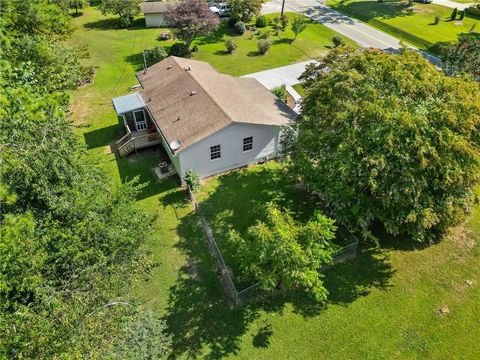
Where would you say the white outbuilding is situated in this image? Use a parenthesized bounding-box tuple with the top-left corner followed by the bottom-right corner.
(141, 1, 171, 28)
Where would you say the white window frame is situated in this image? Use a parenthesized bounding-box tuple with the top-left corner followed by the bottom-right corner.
(210, 144, 221, 161)
(242, 136, 253, 152)
(133, 109, 147, 131)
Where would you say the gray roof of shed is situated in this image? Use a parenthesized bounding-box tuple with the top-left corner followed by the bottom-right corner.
(141, 1, 172, 14)
(112, 92, 145, 115)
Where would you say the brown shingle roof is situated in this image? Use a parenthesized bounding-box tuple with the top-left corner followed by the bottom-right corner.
(137, 56, 296, 152)
(140, 1, 172, 14)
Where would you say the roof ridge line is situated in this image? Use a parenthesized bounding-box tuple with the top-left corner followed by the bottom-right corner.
(171, 56, 235, 124)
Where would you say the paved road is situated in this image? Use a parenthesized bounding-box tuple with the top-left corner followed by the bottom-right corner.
(262, 0, 440, 66)
(242, 60, 316, 89)
(431, 0, 474, 10)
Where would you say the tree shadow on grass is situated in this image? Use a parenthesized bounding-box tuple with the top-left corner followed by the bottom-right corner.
(124, 52, 145, 72)
(83, 124, 119, 150)
(83, 17, 147, 31)
(83, 17, 122, 31)
(247, 50, 263, 57)
(115, 146, 181, 201)
(194, 21, 232, 46)
(160, 164, 395, 358)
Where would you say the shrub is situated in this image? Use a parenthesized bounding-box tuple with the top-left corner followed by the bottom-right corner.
(158, 31, 171, 41)
(145, 46, 168, 66)
(459, 10, 465, 20)
(184, 169, 200, 190)
(272, 16, 280, 31)
(224, 37, 238, 53)
(118, 16, 131, 28)
(170, 42, 190, 57)
(228, 16, 238, 28)
(234, 21, 246, 34)
(281, 15, 288, 30)
(256, 15, 269, 27)
(434, 16, 440, 25)
(257, 38, 271, 54)
(258, 30, 271, 40)
(191, 44, 199, 52)
(451, 7, 458, 20)
(272, 84, 287, 103)
(332, 35, 345, 47)
(466, 5, 480, 17)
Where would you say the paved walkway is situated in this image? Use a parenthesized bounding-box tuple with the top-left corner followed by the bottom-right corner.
(242, 60, 317, 89)
(262, 0, 440, 66)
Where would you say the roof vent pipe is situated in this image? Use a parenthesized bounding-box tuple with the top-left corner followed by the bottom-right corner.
(190, 90, 197, 96)
(167, 65, 173, 70)
(185, 66, 192, 71)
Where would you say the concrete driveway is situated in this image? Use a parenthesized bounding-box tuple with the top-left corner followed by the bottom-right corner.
(262, 0, 440, 66)
(242, 60, 316, 89)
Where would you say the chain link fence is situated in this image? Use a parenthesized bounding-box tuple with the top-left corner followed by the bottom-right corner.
(187, 186, 358, 306)
(188, 186, 259, 306)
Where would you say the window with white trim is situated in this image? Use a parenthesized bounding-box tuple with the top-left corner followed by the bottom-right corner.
(210, 144, 221, 160)
(243, 136, 253, 152)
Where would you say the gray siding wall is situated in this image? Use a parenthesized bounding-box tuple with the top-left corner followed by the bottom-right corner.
(145, 13, 168, 27)
(178, 123, 281, 179)
(159, 131, 182, 175)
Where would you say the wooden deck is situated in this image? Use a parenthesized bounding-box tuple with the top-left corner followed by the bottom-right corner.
(117, 130, 161, 157)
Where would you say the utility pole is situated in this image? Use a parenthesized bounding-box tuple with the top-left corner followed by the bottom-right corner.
(142, 50, 147, 74)
(280, 0, 286, 18)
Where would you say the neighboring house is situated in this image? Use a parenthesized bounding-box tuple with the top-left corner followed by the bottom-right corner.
(141, 1, 171, 27)
(112, 56, 296, 179)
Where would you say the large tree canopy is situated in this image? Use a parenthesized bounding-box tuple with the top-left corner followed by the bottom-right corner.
(98, 0, 142, 27)
(228, 0, 265, 22)
(286, 47, 480, 242)
(0, 0, 169, 357)
(228, 203, 337, 302)
(441, 33, 480, 78)
(166, 0, 220, 49)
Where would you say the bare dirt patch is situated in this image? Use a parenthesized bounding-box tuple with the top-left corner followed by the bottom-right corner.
(449, 226, 475, 249)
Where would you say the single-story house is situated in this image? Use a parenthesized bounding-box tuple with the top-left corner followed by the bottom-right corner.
(141, 1, 171, 28)
(112, 56, 297, 179)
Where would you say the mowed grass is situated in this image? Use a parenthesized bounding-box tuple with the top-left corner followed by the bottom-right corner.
(70, 6, 480, 359)
(194, 16, 357, 75)
(327, 0, 480, 54)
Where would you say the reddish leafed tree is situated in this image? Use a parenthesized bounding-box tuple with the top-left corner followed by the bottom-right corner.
(166, 0, 220, 49)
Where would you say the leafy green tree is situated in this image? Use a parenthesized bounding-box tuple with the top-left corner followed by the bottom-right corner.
(332, 35, 345, 47)
(291, 15, 307, 41)
(166, 0, 220, 49)
(228, 0, 265, 22)
(53, 0, 88, 14)
(1, 0, 72, 38)
(98, 0, 142, 27)
(0, 0, 167, 356)
(228, 203, 337, 302)
(286, 47, 480, 242)
(441, 33, 480, 78)
(145, 46, 168, 66)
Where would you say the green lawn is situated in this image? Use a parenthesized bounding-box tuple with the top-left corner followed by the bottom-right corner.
(70, 6, 480, 359)
(194, 16, 356, 75)
(327, 0, 480, 54)
(292, 83, 305, 96)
